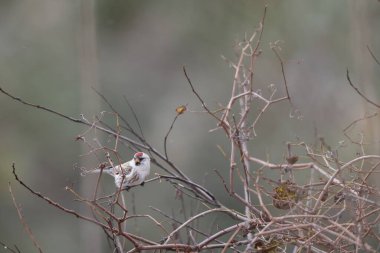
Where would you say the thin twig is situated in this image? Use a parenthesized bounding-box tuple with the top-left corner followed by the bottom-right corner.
(164, 114, 179, 159)
(367, 45, 380, 66)
(0, 86, 148, 148)
(183, 66, 227, 130)
(163, 208, 230, 244)
(126, 214, 170, 235)
(343, 112, 378, 145)
(0, 87, 84, 123)
(10, 163, 131, 241)
(8, 182, 43, 253)
(123, 95, 146, 139)
(197, 223, 244, 249)
(346, 69, 380, 108)
(249, 5, 267, 90)
(221, 225, 241, 253)
(92, 87, 131, 132)
(150, 206, 225, 244)
(271, 45, 291, 102)
(157, 174, 218, 206)
(8, 183, 43, 253)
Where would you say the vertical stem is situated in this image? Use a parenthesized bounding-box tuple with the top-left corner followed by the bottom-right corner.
(240, 108, 253, 247)
(237, 72, 253, 252)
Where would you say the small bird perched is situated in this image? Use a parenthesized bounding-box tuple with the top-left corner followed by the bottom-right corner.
(82, 152, 151, 190)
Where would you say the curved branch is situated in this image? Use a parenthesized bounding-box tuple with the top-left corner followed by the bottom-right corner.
(346, 69, 380, 108)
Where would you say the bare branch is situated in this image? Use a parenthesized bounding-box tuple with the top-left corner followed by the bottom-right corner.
(346, 69, 380, 108)
(163, 208, 234, 244)
(8, 183, 43, 253)
(249, 5, 267, 90)
(123, 95, 146, 139)
(183, 66, 228, 130)
(11, 163, 119, 234)
(164, 114, 180, 159)
(3, 7, 380, 252)
(343, 112, 378, 144)
(271, 44, 291, 102)
(367, 45, 380, 66)
(221, 225, 241, 253)
(157, 174, 218, 206)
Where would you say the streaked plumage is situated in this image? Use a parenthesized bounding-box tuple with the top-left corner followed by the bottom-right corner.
(82, 152, 150, 190)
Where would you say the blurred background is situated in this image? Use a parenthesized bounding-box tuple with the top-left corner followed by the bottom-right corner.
(0, 0, 379, 252)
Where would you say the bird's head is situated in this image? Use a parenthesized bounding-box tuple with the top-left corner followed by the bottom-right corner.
(133, 152, 150, 166)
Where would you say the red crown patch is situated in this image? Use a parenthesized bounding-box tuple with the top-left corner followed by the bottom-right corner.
(135, 152, 143, 158)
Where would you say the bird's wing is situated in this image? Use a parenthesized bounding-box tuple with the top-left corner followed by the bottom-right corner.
(124, 169, 141, 186)
(121, 162, 133, 175)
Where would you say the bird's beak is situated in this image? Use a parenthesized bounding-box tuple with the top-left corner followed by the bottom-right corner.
(134, 157, 141, 166)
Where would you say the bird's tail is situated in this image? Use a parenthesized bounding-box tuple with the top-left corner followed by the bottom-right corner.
(80, 167, 113, 177)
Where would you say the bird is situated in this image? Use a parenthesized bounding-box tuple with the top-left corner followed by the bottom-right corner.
(82, 152, 151, 190)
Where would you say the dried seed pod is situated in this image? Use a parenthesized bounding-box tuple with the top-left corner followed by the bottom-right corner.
(75, 135, 84, 141)
(176, 105, 187, 115)
(254, 239, 281, 253)
(286, 155, 299, 165)
(273, 181, 297, 210)
(320, 190, 329, 202)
